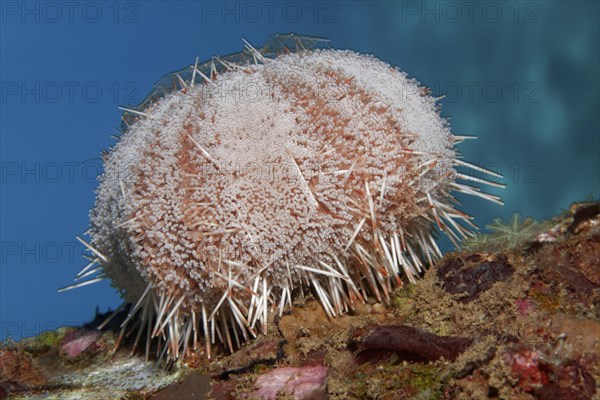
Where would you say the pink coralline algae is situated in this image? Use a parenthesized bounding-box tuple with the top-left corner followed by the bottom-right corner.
(504, 350, 550, 392)
(515, 298, 535, 316)
(59, 329, 102, 358)
(254, 365, 328, 400)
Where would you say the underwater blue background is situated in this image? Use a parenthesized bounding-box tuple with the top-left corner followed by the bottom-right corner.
(1, 1, 598, 340)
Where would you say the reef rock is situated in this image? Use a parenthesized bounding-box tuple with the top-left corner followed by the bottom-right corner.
(1, 201, 598, 399)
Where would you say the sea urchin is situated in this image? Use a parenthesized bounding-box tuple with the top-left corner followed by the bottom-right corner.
(61, 34, 503, 362)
